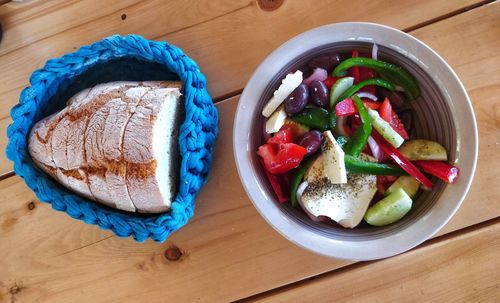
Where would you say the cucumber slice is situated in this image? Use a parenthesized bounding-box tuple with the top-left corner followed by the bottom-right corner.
(367, 108, 404, 148)
(329, 77, 354, 108)
(399, 139, 448, 161)
(364, 188, 412, 226)
(385, 176, 420, 198)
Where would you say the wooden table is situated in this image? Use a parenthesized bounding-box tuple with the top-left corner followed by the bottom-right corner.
(0, 1, 499, 302)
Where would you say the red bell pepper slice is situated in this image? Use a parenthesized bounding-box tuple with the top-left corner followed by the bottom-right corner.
(359, 66, 377, 95)
(348, 50, 360, 83)
(323, 75, 339, 90)
(379, 98, 409, 139)
(413, 160, 460, 183)
(259, 159, 290, 203)
(347, 51, 377, 93)
(335, 98, 381, 116)
(268, 128, 294, 144)
(257, 142, 307, 174)
(372, 131, 433, 190)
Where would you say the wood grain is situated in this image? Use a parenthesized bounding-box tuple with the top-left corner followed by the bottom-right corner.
(0, 94, 498, 302)
(0, 0, 142, 56)
(251, 220, 500, 303)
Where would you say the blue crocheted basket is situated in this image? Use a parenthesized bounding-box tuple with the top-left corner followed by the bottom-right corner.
(6, 35, 218, 242)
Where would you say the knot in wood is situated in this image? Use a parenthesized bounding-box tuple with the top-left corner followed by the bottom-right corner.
(164, 246, 182, 261)
(257, 0, 284, 11)
(9, 284, 20, 294)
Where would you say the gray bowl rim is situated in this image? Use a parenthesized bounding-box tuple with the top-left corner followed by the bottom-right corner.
(233, 22, 478, 261)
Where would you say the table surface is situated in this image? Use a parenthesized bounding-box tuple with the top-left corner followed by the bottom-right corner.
(0, 1, 499, 302)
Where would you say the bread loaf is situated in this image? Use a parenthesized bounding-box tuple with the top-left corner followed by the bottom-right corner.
(28, 81, 183, 213)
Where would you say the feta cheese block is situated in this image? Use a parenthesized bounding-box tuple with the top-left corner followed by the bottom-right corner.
(301, 154, 377, 228)
(305, 130, 347, 184)
(265, 105, 287, 134)
(28, 81, 183, 213)
(262, 70, 303, 118)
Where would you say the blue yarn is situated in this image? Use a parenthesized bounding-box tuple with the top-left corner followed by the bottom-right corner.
(6, 35, 218, 242)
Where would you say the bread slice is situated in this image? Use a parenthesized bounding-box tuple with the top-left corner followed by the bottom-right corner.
(28, 81, 183, 213)
(123, 87, 182, 213)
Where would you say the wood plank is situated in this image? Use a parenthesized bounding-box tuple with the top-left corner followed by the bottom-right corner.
(251, 220, 500, 303)
(0, 0, 142, 56)
(0, 175, 112, 257)
(0, 90, 498, 302)
(0, 0, 487, 174)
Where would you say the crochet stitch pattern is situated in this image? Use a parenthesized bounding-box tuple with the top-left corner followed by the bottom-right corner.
(6, 35, 218, 242)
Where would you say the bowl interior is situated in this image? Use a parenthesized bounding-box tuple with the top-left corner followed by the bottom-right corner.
(250, 41, 457, 240)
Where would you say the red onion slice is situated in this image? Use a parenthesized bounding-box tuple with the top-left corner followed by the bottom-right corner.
(356, 92, 378, 101)
(303, 67, 328, 85)
(297, 181, 335, 223)
(367, 136, 384, 161)
(296, 181, 309, 204)
(372, 43, 379, 60)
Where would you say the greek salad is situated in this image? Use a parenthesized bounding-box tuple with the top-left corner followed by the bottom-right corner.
(257, 47, 460, 228)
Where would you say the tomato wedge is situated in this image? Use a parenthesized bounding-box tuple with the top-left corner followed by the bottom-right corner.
(257, 143, 307, 174)
(268, 128, 294, 144)
(376, 175, 397, 194)
(379, 98, 409, 139)
(259, 159, 290, 203)
(379, 97, 392, 120)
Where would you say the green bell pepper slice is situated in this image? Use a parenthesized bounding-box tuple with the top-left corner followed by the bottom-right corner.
(333, 57, 421, 101)
(343, 96, 372, 157)
(291, 107, 330, 131)
(344, 155, 408, 176)
(290, 153, 318, 207)
(334, 78, 395, 106)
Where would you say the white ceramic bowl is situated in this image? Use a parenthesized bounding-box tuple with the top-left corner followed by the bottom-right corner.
(233, 22, 478, 260)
